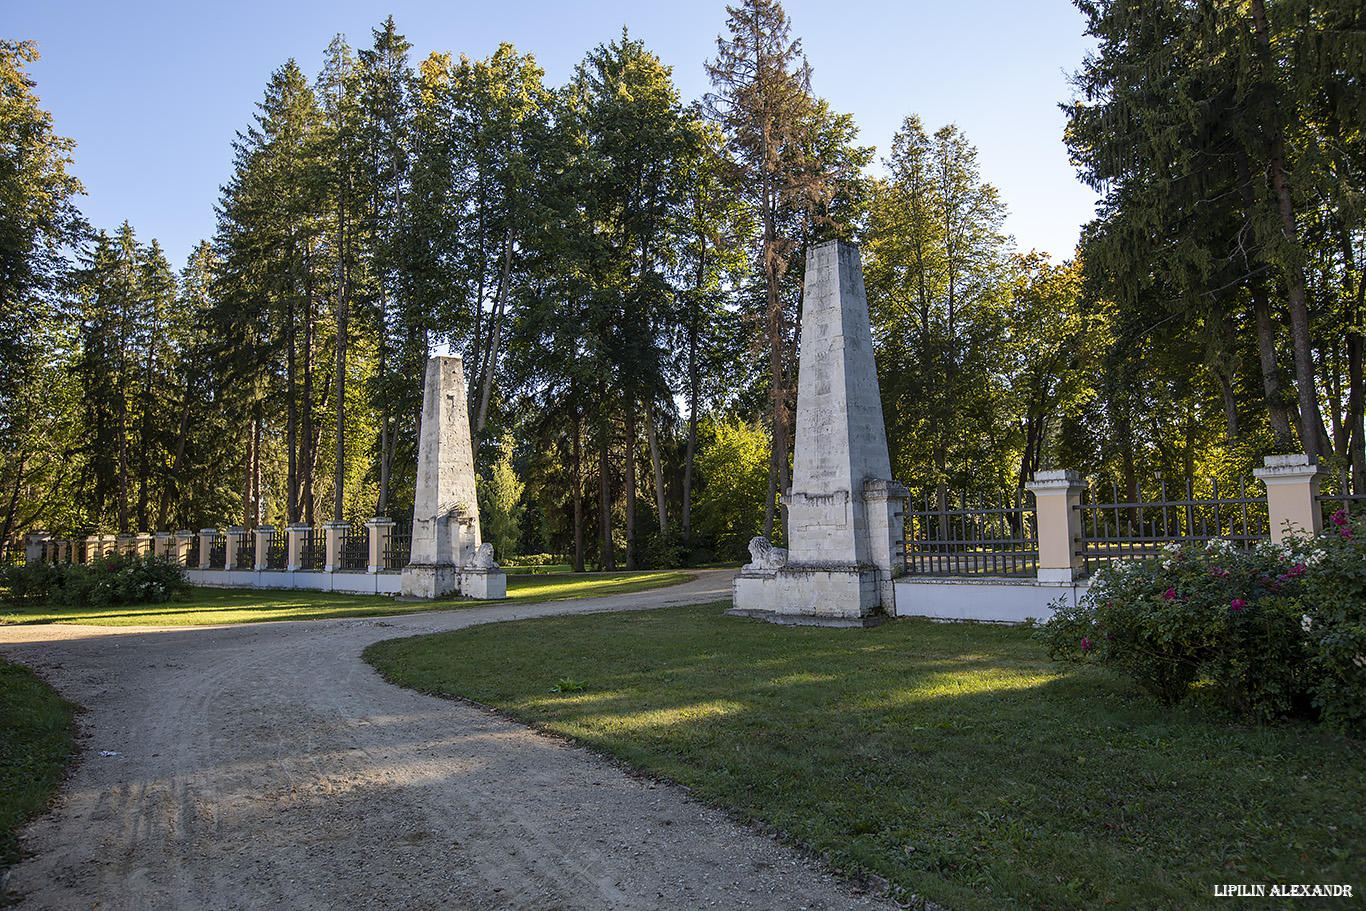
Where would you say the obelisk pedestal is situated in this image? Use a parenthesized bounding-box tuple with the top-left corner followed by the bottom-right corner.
(729, 240, 907, 626)
(400, 356, 507, 600)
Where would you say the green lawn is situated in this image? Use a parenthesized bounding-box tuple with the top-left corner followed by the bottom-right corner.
(0, 659, 76, 879)
(364, 604, 1366, 911)
(0, 571, 690, 627)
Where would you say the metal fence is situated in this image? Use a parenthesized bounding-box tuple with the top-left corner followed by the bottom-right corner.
(234, 533, 256, 569)
(185, 538, 201, 568)
(300, 527, 325, 571)
(901, 489, 1038, 577)
(208, 534, 227, 569)
(384, 523, 411, 571)
(339, 526, 368, 570)
(265, 530, 287, 570)
(1076, 477, 1269, 573)
(1317, 469, 1366, 524)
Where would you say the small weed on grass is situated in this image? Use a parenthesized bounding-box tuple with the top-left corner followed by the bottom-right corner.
(0, 660, 76, 878)
(365, 604, 1366, 911)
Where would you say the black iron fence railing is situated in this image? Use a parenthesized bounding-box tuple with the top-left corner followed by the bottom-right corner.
(235, 533, 256, 569)
(901, 489, 1038, 577)
(383, 524, 411, 571)
(1317, 469, 1366, 525)
(208, 534, 227, 569)
(1076, 477, 1269, 574)
(266, 530, 287, 570)
(300, 528, 325, 571)
(339, 526, 368, 570)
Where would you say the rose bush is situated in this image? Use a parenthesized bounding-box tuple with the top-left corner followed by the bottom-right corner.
(1037, 513, 1366, 735)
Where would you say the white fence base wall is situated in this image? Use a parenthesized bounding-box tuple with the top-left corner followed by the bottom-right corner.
(893, 577, 1090, 624)
(187, 568, 401, 596)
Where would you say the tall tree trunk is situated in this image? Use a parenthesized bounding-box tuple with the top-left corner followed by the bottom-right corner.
(573, 409, 584, 573)
(302, 241, 317, 526)
(624, 405, 637, 571)
(157, 391, 194, 532)
(1235, 147, 1297, 446)
(474, 228, 515, 461)
(599, 424, 615, 571)
(647, 405, 667, 535)
(1, 455, 26, 563)
(286, 281, 300, 524)
(683, 291, 700, 543)
(377, 322, 390, 517)
(1250, 0, 1328, 459)
(116, 387, 130, 533)
(334, 248, 348, 522)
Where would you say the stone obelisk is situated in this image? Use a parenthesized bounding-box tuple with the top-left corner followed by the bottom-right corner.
(730, 240, 907, 626)
(400, 356, 506, 600)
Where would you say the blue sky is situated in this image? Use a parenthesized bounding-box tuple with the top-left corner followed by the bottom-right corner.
(10, 0, 1099, 271)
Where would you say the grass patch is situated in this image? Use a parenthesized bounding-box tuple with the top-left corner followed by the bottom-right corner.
(0, 572, 690, 627)
(364, 604, 1366, 911)
(0, 659, 76, 877)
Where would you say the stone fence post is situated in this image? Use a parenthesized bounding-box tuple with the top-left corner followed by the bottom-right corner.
(286, 524, 310, 572)
(25, 530, 50, 564)
(1025, 469, 1086, 583)
(134, 533, 153, 557)
(223, 527, 247, 570)
(1253, 454, 1325, 542)
(864, 479, 910, 613)
(323, 521, 348, 573)
(198, 529, 217, 570)
(100, 534, 117, 559)
(116, 533, 136, 557)
(155, 532, 172, 559)
(173, 530, 194, 566)
(366, 518, 395, 573)
(254, 527, 274, 570)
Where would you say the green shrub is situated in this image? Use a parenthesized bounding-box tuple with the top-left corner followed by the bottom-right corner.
(500, 553, 564, 567)
(1300, 510, 1366, 735)
(1, 553, 191, 608)
(1037, 522, 1366, 734)
(1, 560, 64, 606)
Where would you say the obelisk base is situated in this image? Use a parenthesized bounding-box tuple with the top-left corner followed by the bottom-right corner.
(400, 564, 507, 601)
(727, 563, 887, 628)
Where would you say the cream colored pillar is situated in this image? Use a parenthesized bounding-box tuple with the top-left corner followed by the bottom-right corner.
(198, 529, 217, 569)
(134, 533, 153, 557)
(116, 533, 136, 557)
(366, 518, 395, 574)
(173, 530, 194, 566)
(155, 532, 173, 559)
(323, 521, 348, 573)
(1025, 469, 1086, 583)
(254, 527, 275, 570)
(1254, 454, 1325, 542)
(286, 525, 309, 572)
(223, 528, 247, 570)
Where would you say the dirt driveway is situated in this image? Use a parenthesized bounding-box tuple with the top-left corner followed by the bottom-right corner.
(1, 570, 898, 910)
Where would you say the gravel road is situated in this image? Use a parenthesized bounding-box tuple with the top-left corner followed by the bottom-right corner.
(0, 570, 899, 910)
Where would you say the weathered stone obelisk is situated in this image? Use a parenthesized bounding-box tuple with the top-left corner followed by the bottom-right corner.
(400, 356, 506, 600)
(729, 240, 907, 626)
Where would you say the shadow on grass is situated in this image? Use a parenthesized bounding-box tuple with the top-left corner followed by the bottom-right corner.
(365, 604, 1366, 911)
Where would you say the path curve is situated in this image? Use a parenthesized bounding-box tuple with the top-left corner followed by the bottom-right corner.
(1, 570, 897, 910)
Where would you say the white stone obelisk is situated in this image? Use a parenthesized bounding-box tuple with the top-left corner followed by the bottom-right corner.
(400, 356, 506, 600)
(730, 240, 907, 626)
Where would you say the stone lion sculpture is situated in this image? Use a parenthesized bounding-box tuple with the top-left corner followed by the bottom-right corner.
(469, 542, 498, 569)
(745, 535, 788, 571)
